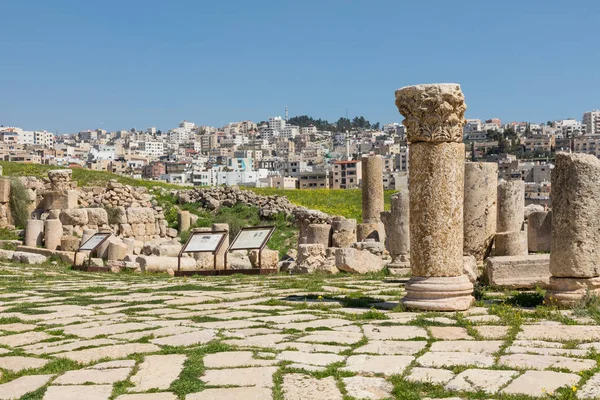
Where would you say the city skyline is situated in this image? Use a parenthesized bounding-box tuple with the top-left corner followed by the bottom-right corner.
(2, 0, 599, 132)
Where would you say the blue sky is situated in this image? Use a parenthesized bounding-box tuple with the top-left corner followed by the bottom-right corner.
(1, 0, 598, 133)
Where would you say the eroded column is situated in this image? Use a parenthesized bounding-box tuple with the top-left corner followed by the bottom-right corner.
(495, 181, 527, 256)
(395, 83, 473, 311)
(381, 192, 410, 275)
(545, 153, 600, 306)
(357, 155, 385, 242)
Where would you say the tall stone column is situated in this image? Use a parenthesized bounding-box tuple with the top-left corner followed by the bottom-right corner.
(495, 181, 527, 256)
(381, 192, 410, 275)
(545, 153, 600, 306)
(463, 162, 498, 261)
(357, 155, 385, 242)
(395, 83, 473, 311)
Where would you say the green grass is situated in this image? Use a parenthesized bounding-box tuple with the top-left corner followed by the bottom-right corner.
(247, 187, 396, 221)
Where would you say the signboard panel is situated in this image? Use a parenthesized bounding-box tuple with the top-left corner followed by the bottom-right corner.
(229, 226, 274, 251)
(79, 233, 111, 252)
(183, 232, 227, 253)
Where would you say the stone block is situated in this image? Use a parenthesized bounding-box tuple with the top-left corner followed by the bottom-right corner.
(485, 254, 550, 288)
(135, 255, 196, 272)
(12, 251, 47, 265)
(60, 236, 80, 252)
(357, 222, 385, 243)
(528, 211, 551, 253)
(494, 230, 528, 256)
(335, 247, 385, 274)
(0, 179, 10, 203)
(87, 208, 108, 225)
(59, 209, 88, 226)
(249, 249, 279, 269)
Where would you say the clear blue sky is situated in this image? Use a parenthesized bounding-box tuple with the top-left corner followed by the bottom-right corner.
(1, 0, 598, 133)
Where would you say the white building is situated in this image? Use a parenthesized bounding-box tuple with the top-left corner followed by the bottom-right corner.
(142, 141, 165, 157)
(301, 125, 317, 135)
(583, 111, 600, 135)
(179, 120, 195, 131)
(281, 125, 299, 139)
(268, 116, 286, 132)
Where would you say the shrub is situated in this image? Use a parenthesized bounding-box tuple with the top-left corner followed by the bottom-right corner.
(9, 178, 29, 229)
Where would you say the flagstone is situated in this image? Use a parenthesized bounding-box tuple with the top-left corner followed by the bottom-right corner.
(111, 325, 197, 341)
(354, 340, 426, 355)
(64, 322, 152, 339)
(150, 330, 216, 346)
(129, 354, 186, 392)
(342, 376, 394, 400)
(186, 387, 272, 400)
(578, 372, 600, 399)
(0, 323, 37, 332)
(282, 373, 342, 400)
(26, 339, 118, 355)
(406, 367, 455, 384)
(446, 368, 518, 393)
(43, 384, 113, 400)
(54, 343, 161, 364)
(342, 355, 413, 375)
(203, 351, 277, 368)
(116, 394, 178, 400)
(274, 342, 349, 353)
(0, 356, 49, 372)
(0, 331, 51, 347)
(276, 351, 344, 366)
(429, 326, 472, 340)
(499, 353, 596, 372)
(518, 325, 600, 342)
(473, 325, 509, 339)
(500, 370, 579, 397)
(223, 333, 291, 348)
(363, 325, 428, 340)
(506, 345, 588, 357)
(201, 366, 278, 388)
(296, 331, 363, 345)
(54, 367, 132, 385)
(0, 374, 53, 400)
(429, 340, 503, 354)
(417, 352, 494, 368)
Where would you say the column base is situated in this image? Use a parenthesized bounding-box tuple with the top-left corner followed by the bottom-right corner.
(357, 222, 386, 243)
(387, 257, 411, 276)
(402, 275, 474, 311)
(544, 276, 600, 307)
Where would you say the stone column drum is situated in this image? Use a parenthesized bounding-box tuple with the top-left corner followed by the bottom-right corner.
(463, 162, 498, 261)
(331, 217, 357, 248)
(44, 219, 63, 251)
(25, 219, 44, 247)
(528, 211, 552, 253)
(178, 211, 191, 234)
(380, 192, 410, 275)
(357, 155, 386, 242)
(545, 153, 600, 306)
(495, 181, 527, 256)
(395, 83, 474, 311)
(306, 223, 331, 248)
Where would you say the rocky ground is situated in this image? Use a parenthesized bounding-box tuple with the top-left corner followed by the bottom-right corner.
(0, 265, 599, 399)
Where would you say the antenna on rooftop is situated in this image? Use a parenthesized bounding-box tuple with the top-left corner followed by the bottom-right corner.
(285, 105, 289, 122)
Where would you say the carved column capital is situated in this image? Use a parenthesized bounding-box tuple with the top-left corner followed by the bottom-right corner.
(395, 83, 467, 143)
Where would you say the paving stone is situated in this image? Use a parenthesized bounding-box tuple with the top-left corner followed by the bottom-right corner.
(54, 343, 161, 364)
(287, 363, 326, 372)
(203, 351, 277, 368)
(518, 325, 600, 342)
(54, 367, 132, 384)
(464, 314, 501, 323)
(150, 330, 216, 346)
(276, 351, 344, 366)
(0, 356, 49, 372)
(0, 374, 53, 400)
(473, 325, 509, 339)
(43, 384, 113, 400)
(0, 331, 51, 347)
(578, 371, 600, 399)
(406, 367, 455, 384)
(499, 353, 596, 372)
(281, 318, 353, 330)
(274, 342, 348, 354)
(363, 324, 428, 340)
(222, 328, 281, 338)
(282, 373, 342, 400)
(506, 345, 588, 357)
(342, 376, 394, 400)
(342, 355, 413, 375)
(129, 354, 186, 392)
(417, 352, 494, 368)
(251, 314, 319, 324)
(354, 340, 427, 355)
(296, 331, 363, 345)
(429, 340, 503, 354)
(111, 326, 198, 341)
(115, 394, 178, 400)
(186, 387, 272, 400)
(201, 366, 278, 388)
(90, 360, 136, 369)
(500, 370, 579, 397)
(26, 339, 118, 355)
(222, 334, 290, 348)
(64, 322, 152, 339)
(429, 326, 472, 340)
(445, 368, 518, 393)
(0, 323, 37, 332)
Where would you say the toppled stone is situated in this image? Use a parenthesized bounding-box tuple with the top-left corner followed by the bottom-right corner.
(335, 247, 385, 274)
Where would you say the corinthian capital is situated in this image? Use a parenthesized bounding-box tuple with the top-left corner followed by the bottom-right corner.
(395, 83, 467, 143)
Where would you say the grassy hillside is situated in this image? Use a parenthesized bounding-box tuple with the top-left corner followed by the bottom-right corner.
(248, 188, 396, 221)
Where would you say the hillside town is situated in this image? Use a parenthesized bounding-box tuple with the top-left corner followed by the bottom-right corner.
(1, 110, 599, 207)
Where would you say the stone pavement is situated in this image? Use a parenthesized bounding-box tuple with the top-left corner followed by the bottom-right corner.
(0, 264, 599, 399)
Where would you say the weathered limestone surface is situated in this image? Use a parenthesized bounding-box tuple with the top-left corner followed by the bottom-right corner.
(381, 192, 410, 271)
(48, 169, 73, 191)
(527, 211, 551, 253)
(44, 219, 63, 250)
(494, 231, 528, 256)
(497, 181, 525, 233)
(408, 142, 465, 277)
(178, 210, 190, 234)
(361, 155, 384, 224)
(306, 223, 331, 248)
(25, 219, 44, 247)
(546, 153, 600, 305)
(396, 83, 473, 311)
(463, 162, 497, 261)
(485, 254, 550, 288)
(330, 217, 356, 248)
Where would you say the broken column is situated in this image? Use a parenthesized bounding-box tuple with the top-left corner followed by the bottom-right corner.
(306, 223, 331, 248)
(495, 181, 527, 256)
(381, 192, 410, 275)
(44, 219, 63, 250)
(545, 153, 600, 306)
(178, 210, 191, 234)
(463, 162, 498, 261)
(357, 155, 385, 242)
(528, 211, 552, 253)
(331, 217, 357, 248)
(25, 219, 44, 247)
(395, 83, 473, 311)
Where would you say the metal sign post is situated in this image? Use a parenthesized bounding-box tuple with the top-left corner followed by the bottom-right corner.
(176, 230, 228, 276)
(225, 225, 276, 273)
(72, 232, 112, 272)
